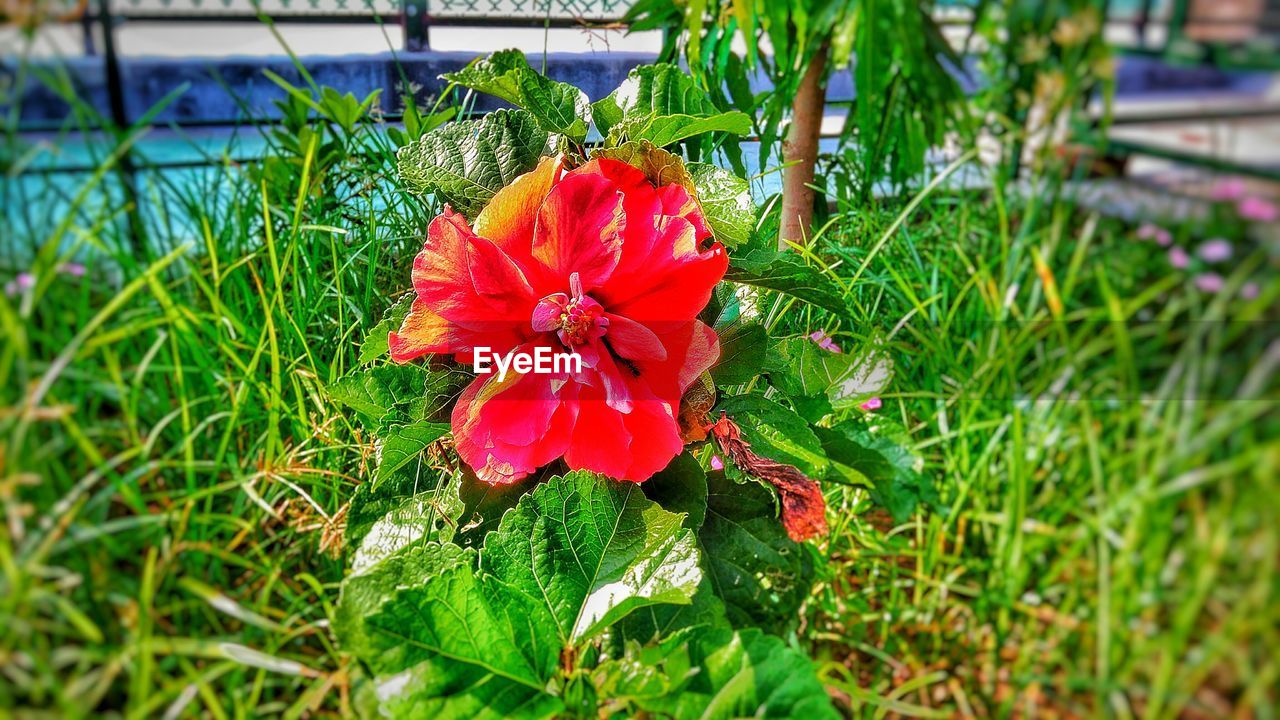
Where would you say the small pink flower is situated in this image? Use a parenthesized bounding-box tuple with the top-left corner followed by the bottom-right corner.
(808, 331, 841, 353)
(5, 272, 35, 297)
(1238, 196, 1279, 223)
(1196, 239, 1232, 263)
(1168, 246, 1190, 269)
(1211, 177, 1247, 201)
(59, 262, 86, 277)
(710, 455, 724, 471)
(1194, 273, 1224, 293)
(859, 397, 882, 412)
(1241, 282, 1260, 300)
(1136, 223, 1172, 246)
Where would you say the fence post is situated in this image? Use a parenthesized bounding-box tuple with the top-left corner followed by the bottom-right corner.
(403, 0, 430, 51)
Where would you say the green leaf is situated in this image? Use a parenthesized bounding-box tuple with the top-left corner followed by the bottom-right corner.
(443, 49, 590, 140)
(358, 294, 414, 365)
(688, 162, 754, 249)
(349, 542, 565, 719)
(640, 451, 708, 530)
(345, 466, 459, 553)
(700, 471, 817, 633)
(350, 474, 464, 572)
(329, 364, 432, 425)
(591, 141, 694, 190)
(724, 248, 848, 316)
(593, 64, 750, 148)
(710, 323, 768, 386)
(597, 626, 839, 719)
(767, 337, 893, 412)
(374, 421, 450, 483)
(483, 471, 702, 643)
(605, 111, 752, 149)
(397, 108, 548, 217)
(817, 420, 937, 521)
(336, 473, 705, 718)
(715, 394, 829, 478)
(593, 64, 720, 134)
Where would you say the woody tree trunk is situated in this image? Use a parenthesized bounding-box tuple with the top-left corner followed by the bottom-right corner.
(779, 42, 829, 251)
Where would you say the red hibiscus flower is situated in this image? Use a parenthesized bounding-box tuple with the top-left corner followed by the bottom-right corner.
(389, 156, 728, 484)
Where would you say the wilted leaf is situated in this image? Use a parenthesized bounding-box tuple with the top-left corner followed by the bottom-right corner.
(397, 108, 548, 217)
(715, 394, 828, 479)
(443, 49, 590, 140)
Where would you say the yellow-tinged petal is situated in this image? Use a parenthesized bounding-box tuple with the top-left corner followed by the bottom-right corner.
(474, 155, 564, 249)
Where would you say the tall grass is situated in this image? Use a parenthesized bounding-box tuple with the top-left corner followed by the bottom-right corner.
(3, 46, 1278, 720)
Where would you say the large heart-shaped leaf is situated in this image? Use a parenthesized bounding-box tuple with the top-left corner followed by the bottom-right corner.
(700, 471, 817, 633)
(711, 322, 768, 386)
(336, 472, 703, 717)
(397, 108, 548, 217)
(443, 49, 591, 140)
(345, 542, 564, 719)
(483, 470, 703, 643)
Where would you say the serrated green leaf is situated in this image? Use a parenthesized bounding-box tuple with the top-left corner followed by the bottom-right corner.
(767, 337, 893, 412)
(711, 323, 767, 386)
(397, 108, 548, 217)
(355, 543, 564, 717)
(351, 479, 464, 572)
(700, 471, 817, 633)
(640, 451, 708, 531)
(483, 471, 702, 643)
(597, 626, 839, 719)
(358, 294, 414, 365)
(443, 49, 590, 140)
(816, 420, 937, 521)
(605, 111, 751, 149)
(688, 162, 754, 249)
(725, 248, 848, 316)
(591, 141, 694, 190)
(374, 421, 450, 483)
(345, 466, 459, 553)
(593, 64, 721, 135)
(715, 394, 829, 478)
(337, 473, 705, 718)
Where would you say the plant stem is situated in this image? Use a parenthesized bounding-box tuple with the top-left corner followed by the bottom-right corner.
(779, 42, 829, 251)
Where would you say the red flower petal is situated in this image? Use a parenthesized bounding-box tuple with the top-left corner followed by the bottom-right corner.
(531, 173, 625, 293)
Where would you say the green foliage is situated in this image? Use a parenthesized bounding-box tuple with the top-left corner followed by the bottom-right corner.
(688, 162, 754, 249)
(710, 322, 768, 386)
(336, 472, 834, 717)
(443, 50, 591, 140)
(816, 420, 937, 522)
(592, 64, 751, 148)
(766, 336, 893, 412)
(701, 471, 818, 633)
(724, 248, 849, 315)
(397, 108, 548, 217)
